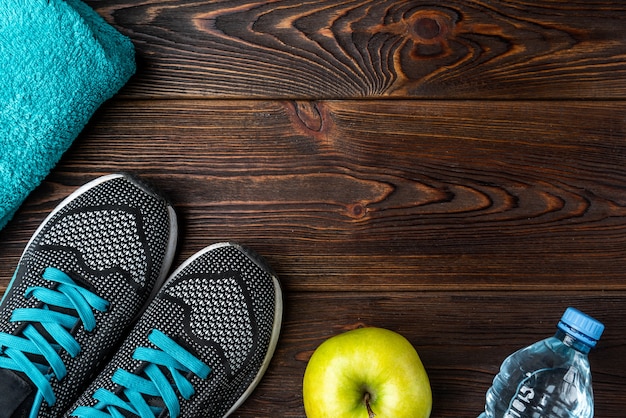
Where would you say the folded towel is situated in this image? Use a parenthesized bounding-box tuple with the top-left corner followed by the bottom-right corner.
(0, 0, 135, 230)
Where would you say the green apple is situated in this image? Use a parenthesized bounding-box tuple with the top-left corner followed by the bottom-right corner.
(303, 327, 432, 418)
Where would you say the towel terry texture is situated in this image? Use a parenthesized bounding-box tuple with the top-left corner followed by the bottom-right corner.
(0, 0, 135, 230)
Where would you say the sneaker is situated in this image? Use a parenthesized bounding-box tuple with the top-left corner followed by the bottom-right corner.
(68, 242, 283, 418)
(0, 173, 178, 418)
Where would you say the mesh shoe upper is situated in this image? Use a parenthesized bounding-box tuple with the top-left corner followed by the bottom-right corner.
(68, 242, 283, 418)
(0, 174, 178, 418)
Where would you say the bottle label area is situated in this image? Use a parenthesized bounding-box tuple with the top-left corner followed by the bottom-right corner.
(504, 367, 577, 418)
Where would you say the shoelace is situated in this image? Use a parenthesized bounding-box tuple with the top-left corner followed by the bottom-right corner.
(0, 267, 109, 407)
(72, 329, 211, 418)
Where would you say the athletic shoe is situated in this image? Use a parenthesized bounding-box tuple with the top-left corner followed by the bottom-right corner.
(0, 173, 178, 418)
(68, 242, 283, 418)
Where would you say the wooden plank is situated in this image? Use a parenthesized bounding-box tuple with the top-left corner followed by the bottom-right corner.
(232, 291, 626, 417)
(89, 0, 626, 99)
(1, 99, 625, 292)
(1, 1, 624, 417)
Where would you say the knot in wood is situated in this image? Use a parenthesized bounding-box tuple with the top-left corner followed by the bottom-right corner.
(414, 17, 441, 40)
(408, 10, 452, 44)
(294, 101, 323, 132)
(347, 203, 367, 219)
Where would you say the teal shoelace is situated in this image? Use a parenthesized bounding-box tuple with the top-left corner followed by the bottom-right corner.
(0, 267, 109, 406)
(72, 329, 211, 418)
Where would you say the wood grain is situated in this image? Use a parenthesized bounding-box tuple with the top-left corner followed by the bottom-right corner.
(88, 0, 626, 99)
(2, 0, 626, 416)
(234, 291, 626, 417)
(1, 100, 625, 294)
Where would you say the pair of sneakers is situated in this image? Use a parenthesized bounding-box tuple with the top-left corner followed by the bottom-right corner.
(0, 174, 283, 418)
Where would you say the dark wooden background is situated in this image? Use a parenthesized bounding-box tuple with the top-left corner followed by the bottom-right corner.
(1, 1, 625, 416)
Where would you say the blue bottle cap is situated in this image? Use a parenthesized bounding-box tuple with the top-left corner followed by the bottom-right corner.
(557, 307, 604, 347)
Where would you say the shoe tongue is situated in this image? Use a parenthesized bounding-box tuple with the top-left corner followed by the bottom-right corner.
(0, 368, 36, 417)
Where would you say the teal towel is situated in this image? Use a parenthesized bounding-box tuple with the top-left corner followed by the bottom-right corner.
(0, 0, 135, 230)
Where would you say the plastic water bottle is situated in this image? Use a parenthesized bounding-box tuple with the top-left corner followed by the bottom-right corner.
(478, 307, 604, 418)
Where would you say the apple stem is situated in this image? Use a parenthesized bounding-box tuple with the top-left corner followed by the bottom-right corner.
(364, 392, 376, 418)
